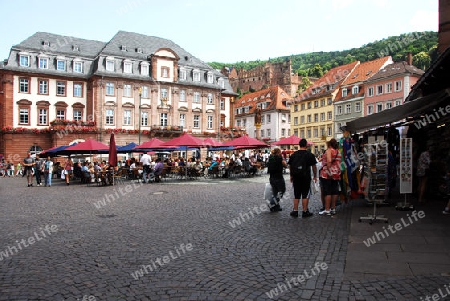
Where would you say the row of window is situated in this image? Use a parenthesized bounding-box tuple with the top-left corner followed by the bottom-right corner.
(19, 78, 83, 97)
(19, 108, 83, 125)
(367, 81, 402, 97)
(20, 54, 84, 73)
(294, 127, 333, 139)
(335, 102, 362, 115)
(367, 99, 402, 115)
(18, 108, 216, 129)
(293, 98, 333, 112)
(293, 111, 333, 125)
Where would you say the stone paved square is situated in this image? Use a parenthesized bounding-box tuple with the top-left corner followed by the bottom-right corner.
(0, 174, 449, 300)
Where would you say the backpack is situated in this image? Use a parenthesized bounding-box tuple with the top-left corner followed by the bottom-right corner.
(289, 151, 310, 177)
(267, 155, 283, 175)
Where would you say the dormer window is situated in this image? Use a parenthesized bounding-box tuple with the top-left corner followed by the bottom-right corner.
(207, 72, 213, 84)
(38, 57, 48, 69)
(218, 78, 224, 89)
(161, 67, 169, 78)
(42, 41, 50, 47)
(72, 45, 79, 51)
(106, 58, 115, 71)
(73, 60, 83, 73)
(193, 70, 200, 82)
(136, 47, 143, 53)
(342, 88, 348, 97)
(179, 67, 186, 81)
(121, 45, 127, 51)
(123, 60, 132, 74)
(19, 54, 30, 67)
(140, 62, 149, 76)
(352, 86, 359, 94)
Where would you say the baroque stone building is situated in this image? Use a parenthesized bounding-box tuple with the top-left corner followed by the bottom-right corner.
(0, 31, 237, 160)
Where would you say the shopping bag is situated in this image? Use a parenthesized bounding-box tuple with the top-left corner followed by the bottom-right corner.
(264, 183, 273, 201)
(61, 170, 65, 179)
(310, 179, 319, 194)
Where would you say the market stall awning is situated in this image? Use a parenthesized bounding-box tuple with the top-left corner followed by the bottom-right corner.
(346, 89, 450, 133)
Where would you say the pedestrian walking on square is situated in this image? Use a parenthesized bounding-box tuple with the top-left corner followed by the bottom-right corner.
(64, 158, 73, 185)
(267, 148, 287, 212)
(23, 152, 35, 187)
(44, 156, 53, 187)
(289, 139, 317, 218)
(35, 154, 43, 186)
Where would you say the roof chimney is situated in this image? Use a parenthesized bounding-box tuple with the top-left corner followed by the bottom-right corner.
(407, 52, 413, 65)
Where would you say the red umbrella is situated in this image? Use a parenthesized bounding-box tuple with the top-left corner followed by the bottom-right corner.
(203, 138, 223, 148)
(161, 133, 205, 148)
(222, 135, 268, 150)
(63, 139, 109, 153)
(108, 133, 118, 167)
(133, 138, 166, 151)
(273, 135, 314, 146)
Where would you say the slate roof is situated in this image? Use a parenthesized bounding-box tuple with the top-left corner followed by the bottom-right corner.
(12, 32, 107, 58)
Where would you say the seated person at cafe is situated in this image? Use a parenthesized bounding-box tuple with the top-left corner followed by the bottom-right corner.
(129, 158, 136, 170)
(243, 157, 257, 175)
(153, 158, 164, 182)
(223, 158, 235, 178)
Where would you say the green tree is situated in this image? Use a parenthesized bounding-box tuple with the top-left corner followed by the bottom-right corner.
(297, 77, 312, 94)
(309, 63, 323, 78)
(412, 51, 431, 70)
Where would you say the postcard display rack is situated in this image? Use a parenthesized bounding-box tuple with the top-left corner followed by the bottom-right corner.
(396, 138, 414, 210)
(359, 142, 389, 224)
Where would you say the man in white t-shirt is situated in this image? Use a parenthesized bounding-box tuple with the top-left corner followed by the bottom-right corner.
(140, 153, 152, 183)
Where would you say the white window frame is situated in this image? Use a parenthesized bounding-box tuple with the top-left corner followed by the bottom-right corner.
(123, 110, 131, 125)
(39, 57, 48, 69)
(19, 108, 29, 124)
(57, 60, 66, 71)
(267, 129, 271, 138)
(106, 83, 115, 96)
(179, 114, 186, 128)
(123, 84, 132, 97)
(342, 89, 348, 97)
(38, 109, 47, 125)
(194, 92, 200, 103)
(179, 68, 186, 81)
(376, 85, 383, 95)
(207, 93, 213, 104)
(355, 102, 361, 112)
(193, 70, 200, 82)
(267, 114, 271, 123)
(386, 102, 392, 109)
(386, 83, 392, 93)
(73, 110, 82, 121)
(193, 115, 200, 128)
(367, 104, 374, 115)
(141, 112, 148, 126)
(207, 116, 213, 129)
(160, 113, 168, 126)
(39, 80, 48, 95)
(352, 86, 359, 94)
(161, 88, 168, 99)
(124, 61, 132, 74)
(19, 55, 30, 67)
(220, 98, 225, 110)
(73, 83, 82, 97)
(56, 110, 65, 120)
(320, 112, 325, 121)
(345, 103, 351, 114)
(140, 63, 149, 76)
(56, 81, 66, 96)
(395, 80, 402, 91)
(141, 86, 149, 98)
(368, 87, 374, 97)
(376, 103, 383, 113)
(207, 73, 213, 84)
(395, 99, 402, 106)
(73, 61, 83, 73)
(337, 105, 343, 115)
(106, 109, 114, 125)
(180, 90, 186, 102)
(106, 59, 115, 71)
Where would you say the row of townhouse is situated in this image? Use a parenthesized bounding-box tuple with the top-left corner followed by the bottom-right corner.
(289, 56, 424, 155)
(0, 31, 237, 159)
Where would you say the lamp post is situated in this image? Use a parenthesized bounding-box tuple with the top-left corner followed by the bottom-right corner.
(138, 87, 142, 145)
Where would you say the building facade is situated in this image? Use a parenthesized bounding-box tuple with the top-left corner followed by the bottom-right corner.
(289, 62, 358, 155)
(364, 61, 423, 117)
(333, 56, 393, 139)
(233, 86, 292, 143)
(0, 31, 236, 159)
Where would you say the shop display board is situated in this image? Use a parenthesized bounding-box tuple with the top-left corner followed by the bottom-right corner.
(400, 138, 413, 194)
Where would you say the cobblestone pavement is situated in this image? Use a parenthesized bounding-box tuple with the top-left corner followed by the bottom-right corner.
(0, 174, 449, 300)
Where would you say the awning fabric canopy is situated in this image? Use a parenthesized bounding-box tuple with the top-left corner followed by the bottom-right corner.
(346, 89, 450, 133)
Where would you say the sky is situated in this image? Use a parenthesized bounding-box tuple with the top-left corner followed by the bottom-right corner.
(0, 0, 438, 64)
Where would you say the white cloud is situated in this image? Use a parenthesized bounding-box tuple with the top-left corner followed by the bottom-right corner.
(409, 10, 438, 31)
(332, 0, 354, 10)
